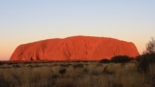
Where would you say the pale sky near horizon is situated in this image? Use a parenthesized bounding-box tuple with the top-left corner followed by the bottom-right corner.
(0, 0, 155, 60)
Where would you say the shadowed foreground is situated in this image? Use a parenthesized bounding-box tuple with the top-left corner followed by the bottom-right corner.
(0, 61, 155, 87)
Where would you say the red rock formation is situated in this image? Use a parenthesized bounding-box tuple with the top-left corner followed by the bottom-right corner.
(10, 36, 139, 61)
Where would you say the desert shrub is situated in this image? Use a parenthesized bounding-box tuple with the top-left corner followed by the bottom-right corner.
(73, 64, 83, 69)
(102, 65, 114, 75)
(137, 59, 154, 73)
(59, 68, 66, 76)
(136, 53, 155, 73)
(136, 53, 155, 63)
(0, 75, 10, 87)
(136, 38, 155, 73)
(111, 55, 131, 63)
(102, 65, 108, 73)
(99, 59, 110, 63)
(83, 68, 88, 74)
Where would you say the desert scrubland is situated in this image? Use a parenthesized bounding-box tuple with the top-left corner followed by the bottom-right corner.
(0, 58, 155, 87)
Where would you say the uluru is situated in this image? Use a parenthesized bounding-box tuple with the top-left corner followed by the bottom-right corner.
(10, 36, 139, 61)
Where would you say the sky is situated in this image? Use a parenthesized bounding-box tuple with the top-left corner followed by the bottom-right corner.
(0, 0, 155, 60)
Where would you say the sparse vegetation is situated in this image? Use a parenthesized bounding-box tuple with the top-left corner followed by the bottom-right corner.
(136, 38, 155, 73)
(0, 61, 155, 87)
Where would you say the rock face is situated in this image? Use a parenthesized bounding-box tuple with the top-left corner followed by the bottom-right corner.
(10, 36, 139, 61)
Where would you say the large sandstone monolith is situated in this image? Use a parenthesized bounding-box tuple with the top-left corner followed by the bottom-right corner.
(10, 36, 139, 61)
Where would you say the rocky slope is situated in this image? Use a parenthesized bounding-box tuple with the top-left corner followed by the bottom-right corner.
(10, 36, 139, 61)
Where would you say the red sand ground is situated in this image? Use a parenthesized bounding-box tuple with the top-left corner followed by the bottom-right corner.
(10, 36, 139, 61)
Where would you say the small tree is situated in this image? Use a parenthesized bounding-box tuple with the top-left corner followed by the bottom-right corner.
(137, 37, 155, 73)
(136, 54, 150, 73)
(146, 37, 155, 54)
(144, 38, 155, 63)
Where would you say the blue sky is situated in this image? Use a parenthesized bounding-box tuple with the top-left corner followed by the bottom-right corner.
(0, 0, 155, 60)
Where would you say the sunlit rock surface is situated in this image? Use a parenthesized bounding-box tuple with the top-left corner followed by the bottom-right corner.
(10, 36, 139, 61)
